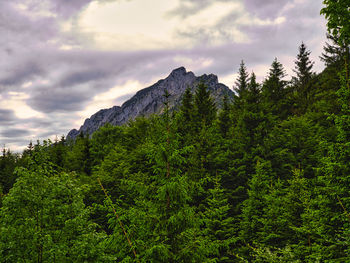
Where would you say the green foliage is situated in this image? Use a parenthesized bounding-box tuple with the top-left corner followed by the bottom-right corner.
(291, 43, 315, 114)
(0, 150, 110, 262)
(201, 174, 235, 262)
(193, 82, 217, 128)
(262, 58, 290, 119)
(321, 0, 350, 48)
(65, 133, 92, 175)
(234, 60, 249, 99)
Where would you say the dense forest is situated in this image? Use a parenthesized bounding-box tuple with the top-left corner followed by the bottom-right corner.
(1, 2, 350, 262)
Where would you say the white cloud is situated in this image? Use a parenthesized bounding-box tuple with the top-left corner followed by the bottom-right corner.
(2, 92, 44, 119)
(77, 0, 179, 50)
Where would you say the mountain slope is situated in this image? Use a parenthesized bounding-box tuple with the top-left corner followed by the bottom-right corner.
(67, 67, 234, 139)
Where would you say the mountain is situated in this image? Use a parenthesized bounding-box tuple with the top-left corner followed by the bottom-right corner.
(67, 67, 234, 139)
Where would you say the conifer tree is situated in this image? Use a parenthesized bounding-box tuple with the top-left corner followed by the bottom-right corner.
(247, 72, 260, 106)
(262, 58, 290, 119)
(180, 87, 194, 123)
(217, 95, 231, 138)
(193, 82, 216, 128)
(234, 60, 249, 99)
(177, 87, 195, 143)
(202, 174, 235, 262)
(292, 43, 315, 114)
(292, 43, 314, 91)
(240, 159, 274, 258)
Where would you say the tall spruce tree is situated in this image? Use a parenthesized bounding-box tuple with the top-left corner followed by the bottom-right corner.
(217, 95, 231, 138)
(292, 43, 315, 114)
(193, 82, 217, 128)
(292, 43, 314, 90)
(262, 58, 290, 119)
(234, 60, 249, 99)
(201, 174, 235, 262)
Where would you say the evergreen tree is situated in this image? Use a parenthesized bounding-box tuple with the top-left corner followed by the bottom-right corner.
(234, 60, 249, 99)
(240, 159, 274, 258)
(321, 33, 350, 67)
(262, 58, 290, 119)
(292, 43, 315, 114)
(292, 43, 314, 90)
(217, 95, 231, 138)
(247, 72, 260, 106)
(65, 132, 92, 175)
(180, 87, 194, 123)
(193, 82, 217, 128)
(0, 149, 17, 194)
(177, 87, 195, 143)
(202, 174, 235, 262)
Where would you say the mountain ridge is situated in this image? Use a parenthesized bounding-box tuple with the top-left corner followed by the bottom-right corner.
(67, 67, 234, 139)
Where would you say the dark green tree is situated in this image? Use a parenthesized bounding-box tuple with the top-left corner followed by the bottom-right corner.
(234, 60, 249, 99)
(291, 43, 315, 114)
(217, 95, 231, 138)
(65, 132, 92, 176)
(202, 174, 235, 262)
(193, 82, 217, 128)
(262, 58, 290, 119)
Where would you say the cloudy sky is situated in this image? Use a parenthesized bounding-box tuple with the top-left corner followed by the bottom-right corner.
(1, 0, 327, 151)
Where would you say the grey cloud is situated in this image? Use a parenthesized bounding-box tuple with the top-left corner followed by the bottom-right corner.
(1, 128, 30, 138)
(243, 0, 294, 18)
(167, 0, 234, 19)
(0, 109, 16, 125)
(21, 49, 176, 113)
(27, 86, 92, 113)
(0, 60, 44, 86)
(58, 70, 110, 87)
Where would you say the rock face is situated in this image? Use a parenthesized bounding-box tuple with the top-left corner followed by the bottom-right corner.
(67, 67, 234, 139)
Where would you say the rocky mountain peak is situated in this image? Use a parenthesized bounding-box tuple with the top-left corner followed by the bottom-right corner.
(67, 67, 233, 140)
(169, 66, 187, 77)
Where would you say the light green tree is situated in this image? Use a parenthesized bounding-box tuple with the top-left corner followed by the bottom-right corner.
(0, 150, 110, 262)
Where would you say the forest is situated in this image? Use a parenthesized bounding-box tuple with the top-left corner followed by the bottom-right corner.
(1, 1, 350, 262)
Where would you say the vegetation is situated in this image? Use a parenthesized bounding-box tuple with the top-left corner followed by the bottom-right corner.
(1, 3, 350, 261)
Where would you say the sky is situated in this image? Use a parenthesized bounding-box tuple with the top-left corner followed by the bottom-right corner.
(1, 0, 327, 152)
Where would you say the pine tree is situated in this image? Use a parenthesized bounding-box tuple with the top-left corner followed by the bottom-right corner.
(217, 95, 231, 138)
(193, 82, 217, 128)
(180, 87, 194, 123)
(247, 72, 260, 106)
(202, 174, 235, 262)
(240, 159, 274, 258)
(321, 34, 349, 67)
(65, 132, 92, 175)
(234, 60, 249, 99)
(292, 43, 314, 91)
(177, 87, 195, 143)
(292, 43, 315, 114)
(262, 58, 290, 119)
